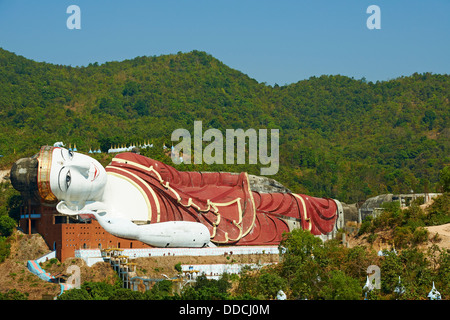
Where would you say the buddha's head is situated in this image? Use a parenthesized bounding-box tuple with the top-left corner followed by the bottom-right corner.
(11, 146, 107, 207)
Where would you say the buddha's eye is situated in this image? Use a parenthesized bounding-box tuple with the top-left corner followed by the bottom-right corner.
(66, 170, 71, 189)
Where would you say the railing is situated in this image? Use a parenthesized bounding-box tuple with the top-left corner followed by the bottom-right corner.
(26, 252, 72, 297)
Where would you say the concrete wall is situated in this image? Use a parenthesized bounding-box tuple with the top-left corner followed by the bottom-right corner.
(359, 193, 443, 222)
(181, 263, 274, 280)
(76, 246, 280, 266)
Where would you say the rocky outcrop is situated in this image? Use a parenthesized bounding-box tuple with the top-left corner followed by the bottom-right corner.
(247, 174, 291, 193)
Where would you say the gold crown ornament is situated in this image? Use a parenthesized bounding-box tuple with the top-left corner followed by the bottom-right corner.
(37, 145, 58, 202)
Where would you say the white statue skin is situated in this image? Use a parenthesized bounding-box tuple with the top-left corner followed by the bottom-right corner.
(49, 147, 211, 247)
(51, 147, 152, 220)
(92, 212, 210, 247)
(50, 147, 107, 205)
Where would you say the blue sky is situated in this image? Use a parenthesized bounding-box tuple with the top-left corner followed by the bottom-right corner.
(0, 0, 449, 85)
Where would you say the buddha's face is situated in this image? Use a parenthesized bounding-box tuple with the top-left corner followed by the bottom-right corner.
(49, 147, 107, 202)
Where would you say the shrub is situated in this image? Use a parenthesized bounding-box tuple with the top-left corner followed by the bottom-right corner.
(367, 233, 378, 244)
(358, 216, 374, 236)
(412, 227, 428, 245)
(393, 227, 412, 248)
(0, 237, 11, 263)
(424, 193, 450, 226)
(0, 289, 28, 300)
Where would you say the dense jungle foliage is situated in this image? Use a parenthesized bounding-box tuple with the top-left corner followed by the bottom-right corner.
(0, 47, 449, 204)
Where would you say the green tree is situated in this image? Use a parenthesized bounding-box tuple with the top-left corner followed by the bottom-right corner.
(278, 229, 325, 299)
(400, 248, 433, 299)
(255, 268, 287, 299)
(133, 99, 150, 116)
(0, 215, 16, 237)
(122, 81, 140, 96)
(318, 270, 362, 300)
(57, 288, 92, 300)
(422, 110, 436, 130)
(379, 251, 404, 295)
(109, 288, 145, 300)
(81, 281, 120, 300)
(430, 245, 450, 297)
(440, 166, 450, 192)
(145, 279, 173, 299)
(180, 274, 231, 300)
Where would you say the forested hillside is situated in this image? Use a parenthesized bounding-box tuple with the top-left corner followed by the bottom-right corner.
(0, 48, 448, 203)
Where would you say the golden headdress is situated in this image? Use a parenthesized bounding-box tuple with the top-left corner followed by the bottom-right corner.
(37, 145, 58, 202)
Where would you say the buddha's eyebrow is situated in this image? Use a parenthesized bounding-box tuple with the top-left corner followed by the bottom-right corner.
(60, 148, 66, 160)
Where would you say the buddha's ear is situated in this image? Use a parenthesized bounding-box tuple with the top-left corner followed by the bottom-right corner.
(56, 200, 105, 215)
(56, 200, 84, 215)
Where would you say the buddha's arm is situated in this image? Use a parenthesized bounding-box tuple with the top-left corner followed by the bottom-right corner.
(92, 212, 211, 248)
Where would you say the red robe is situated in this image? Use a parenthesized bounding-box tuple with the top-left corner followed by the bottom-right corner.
(105, 153, 338, 245)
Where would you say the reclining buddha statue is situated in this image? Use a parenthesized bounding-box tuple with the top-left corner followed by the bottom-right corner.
(10, 145, 344, 247)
